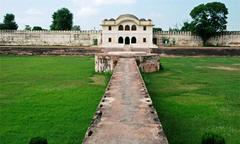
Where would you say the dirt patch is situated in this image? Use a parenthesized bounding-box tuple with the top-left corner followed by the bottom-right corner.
(90, 75, 105, 85)
(177, 84, 204, 91)
(232, 63, 240, 66)
(196, 66, 240, 71)
(166, 94, 225, 105)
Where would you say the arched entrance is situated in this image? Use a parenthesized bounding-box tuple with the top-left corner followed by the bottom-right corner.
(119, 25, 123, 31)
(125, 37, 130, 45)
(131, 37, 137, 44)
(125, 25, 130, 31)
(118, 37, 124, 44)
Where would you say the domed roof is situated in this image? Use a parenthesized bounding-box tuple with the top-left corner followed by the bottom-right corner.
(116, 14, 139, 20)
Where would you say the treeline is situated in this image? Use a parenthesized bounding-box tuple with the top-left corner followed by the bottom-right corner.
(154, 2, 228, 45)
(1, 2, 229, 45)
(0, 8, 80, 31)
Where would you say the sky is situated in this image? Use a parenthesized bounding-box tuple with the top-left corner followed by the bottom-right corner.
(0, 0, 239, 31)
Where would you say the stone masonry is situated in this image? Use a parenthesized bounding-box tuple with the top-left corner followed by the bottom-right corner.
(84, 58, 168, 144)
(95, 51, 160, 73)
(0, 30, 239, 47)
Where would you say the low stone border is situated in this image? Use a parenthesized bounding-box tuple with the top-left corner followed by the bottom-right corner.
(1, 46, 240, 56)
(83, 63, 116, 142)
(152, 47, 240, 56)
(0, 47, 100, 56)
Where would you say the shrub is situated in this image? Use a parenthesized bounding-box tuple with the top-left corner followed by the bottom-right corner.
(29, 137, 48, 144)
(160, 63, 164, 70)
(201, 132, 225, 144)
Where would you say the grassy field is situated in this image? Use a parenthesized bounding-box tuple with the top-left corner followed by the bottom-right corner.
(0, 56, 110, 144)
(1, 56, 239, 144)
(143, 57, 240, 144)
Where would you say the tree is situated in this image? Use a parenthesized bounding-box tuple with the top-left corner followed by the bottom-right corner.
(190, 2, 228, 45)
(72, 25, 81, 31)
(50, 8, 73, 30)
(0, 24, 5, 29)
(153, 27, 162, 32)
(180, 21, 194, 31)
(25, 25, 32, 30)
(0, 13, 18, 30)
(32, 26, 43, 30)
(169, 24, 180, 32)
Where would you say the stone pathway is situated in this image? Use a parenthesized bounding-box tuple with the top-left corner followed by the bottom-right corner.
(83, 58, 168, 144)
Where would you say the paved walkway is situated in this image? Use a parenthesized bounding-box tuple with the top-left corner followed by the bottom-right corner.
(84, 58, 168, 144)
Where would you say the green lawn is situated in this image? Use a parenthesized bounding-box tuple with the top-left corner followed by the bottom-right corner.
(0, 56, 110, 144)
(143, 57, 240, 144)
(1, 56, 239, 144)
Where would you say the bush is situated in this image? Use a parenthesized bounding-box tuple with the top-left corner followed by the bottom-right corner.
(29, 137, 48, 144)
(160, 63, 164, 70)
(201, 132, 225, 144)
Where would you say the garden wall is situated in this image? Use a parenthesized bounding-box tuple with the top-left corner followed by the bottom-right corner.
(153, 31, 240, 47)
(0, 30, 239, 47)
(0, 30, 101, 46)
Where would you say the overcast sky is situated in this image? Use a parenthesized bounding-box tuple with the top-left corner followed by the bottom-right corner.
(0, 0, 239, 30)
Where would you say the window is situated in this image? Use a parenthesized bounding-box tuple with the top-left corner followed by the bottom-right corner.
(118, 37, 124, 44)
(153, 38, 157, 44)
(131, 25, 137, 31)
(143, 26, 147, 31)
(108, 38, 112, 42)
(125, 25, 130, 31)
(108, 26, 112, 31)
(119, 25, 123, 31)
(125, 37, 130, 45)
(143, 38, 146, 43)
(93, 39, 98, 45)
(131, 37, 137, 44)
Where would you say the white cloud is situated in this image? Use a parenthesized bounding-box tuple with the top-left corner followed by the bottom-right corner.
(77, 7, 98, 17)
(25, 8, 44, 16)
(68, 0, 136, 7)
(94, 0, 136, 6)
(68, 0, 137, 17)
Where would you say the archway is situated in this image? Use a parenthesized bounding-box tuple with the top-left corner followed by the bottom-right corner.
(131, 37, 137, 44)
(118, 37, 124, 44)
(119, 25, 123, 31)
(125, 37, 130, 45)
(131, 25, 137, 31)
(125, 25, 130, 31)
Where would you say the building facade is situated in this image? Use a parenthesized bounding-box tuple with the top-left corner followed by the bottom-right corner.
(101, 14, 157, 48)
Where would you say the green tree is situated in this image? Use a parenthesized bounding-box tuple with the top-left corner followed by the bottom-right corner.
(0, 13, 18, 30)
(169, 27, 180, 32)
(0, 24, 5, 29)
(190, 2, 228, 45)
(72, 25, 81, 31)
(25, 25, 32, 30)
(180, 21, 193, 31)
(32, 26, 43, 30)
(153, 27, 162, 32)
(50, 8, 73, 30)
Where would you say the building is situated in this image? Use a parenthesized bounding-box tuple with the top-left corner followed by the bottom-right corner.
(101, 14, 157, 48)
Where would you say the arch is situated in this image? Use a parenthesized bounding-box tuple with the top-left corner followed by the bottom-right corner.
(125, 25, 130, 31)
(131, 37, 137, 44)
(118, 37, 124, 44)
(118, 25, 124, 31)
(125, 37, 130, 45)
(131, 25, 137, 31)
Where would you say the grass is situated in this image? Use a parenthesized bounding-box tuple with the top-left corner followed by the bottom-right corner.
(0, 56, 110, 144)
(143, 57, 240, 144)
